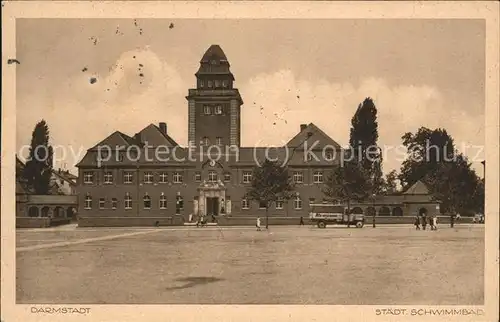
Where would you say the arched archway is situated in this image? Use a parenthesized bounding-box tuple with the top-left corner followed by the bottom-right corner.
(351, 207, 363, 214)
(379, 206, 391, 216)
(28, 207, 39, 217)
(392, 207, 403, 216)
(366, 207, 376, 216)
(54, 206, 64, 218)
(41, 206, 50, 217)
(419, 207, 428, 216)
(67, 207, 76, 219)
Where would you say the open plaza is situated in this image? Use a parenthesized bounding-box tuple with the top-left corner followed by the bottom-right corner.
(16, 223, 484, 305)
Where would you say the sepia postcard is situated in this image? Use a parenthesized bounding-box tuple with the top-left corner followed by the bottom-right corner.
(1, 1, 499, 321)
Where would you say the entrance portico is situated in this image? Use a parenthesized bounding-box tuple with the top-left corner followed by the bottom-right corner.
(195, 180, 228, 217)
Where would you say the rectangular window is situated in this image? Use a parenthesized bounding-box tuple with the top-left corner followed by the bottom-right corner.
(243, 171, 252, 183)
(83, 171, 94, 184)
(208, 171, 218, 182)
(241, 198, 249, 209)
(276, 197, 284, 209)
(294, 196, 302, 210)
(216, 137, 222, 145)
(203, 105, 211, 115)
(144, 172, 153, 184)
(125, 195, 132, 210)
(159, 172, 168, 183)
(215, 105, 223, 115)
(313, 171, 323, 183)
(208, 80, 213, 88)
(173, 172, 183, 183)
(194, 172, 202, 182)
(200, 80, 204, 88)
(143, 195, 151, 209)
(222, 80, 228, 88)
(159, 194, 167, 209)
(99, 198, 105, 209)
(112, 198, 118, 210)
(104, 171, 113, 184)
(84, 195, 92, 209)
(202, 137, 210, 146)
(293, 171, 303, 183)
(223, 172, 231, 182)
(124, 171, 133, 184)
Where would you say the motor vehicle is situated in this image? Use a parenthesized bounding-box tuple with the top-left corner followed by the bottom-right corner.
(309, 203, 365, 228)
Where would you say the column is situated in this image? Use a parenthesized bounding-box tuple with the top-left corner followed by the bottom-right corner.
(193, 197, 199, 216)
(198, 191, 205, 216)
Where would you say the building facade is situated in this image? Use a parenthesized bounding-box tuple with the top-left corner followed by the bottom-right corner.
(76, 45, 439, 225)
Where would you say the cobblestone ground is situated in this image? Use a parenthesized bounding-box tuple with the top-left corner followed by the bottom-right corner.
(16, 225, 484, 304)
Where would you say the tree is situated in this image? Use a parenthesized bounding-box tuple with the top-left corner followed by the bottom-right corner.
(349, 97, 383, 194)
(246, 159, 295, 229)
(399, 127, 482, 214)
(23, 120, 54, 194)
(382, 170, 399, 194)
(323, 158, 372, 217)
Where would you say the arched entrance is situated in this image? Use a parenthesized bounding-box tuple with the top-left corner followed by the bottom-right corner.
(366, 207, 376, 216)
(67, 207, 76, 219)
(351, 207, 363, 214)
(379, 206, 391, 216)
(54, 206, 65, 218)
(392, 207, 403, 216)
(419, 207, 428, 216)
(41, 206, 50, 217)
(28, 206, 39, 217)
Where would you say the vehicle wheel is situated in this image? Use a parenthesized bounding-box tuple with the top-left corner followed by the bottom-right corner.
(355, 221, 364, 228)
(317, 221, 326, 229)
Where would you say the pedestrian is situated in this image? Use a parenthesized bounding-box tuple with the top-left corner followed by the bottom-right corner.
(414, 215, 421, 230)
(422, 214, 427, 230)
(299, 216, 304, 226)
(256, 216, 262, 231)
(188, 213, 193, 223)
(450, 213, 455, 228)
(432, 215, 438, 230)
(372, 214, 376, 228)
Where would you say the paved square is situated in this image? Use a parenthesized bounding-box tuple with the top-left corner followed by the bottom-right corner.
(16, 225, 484, 304)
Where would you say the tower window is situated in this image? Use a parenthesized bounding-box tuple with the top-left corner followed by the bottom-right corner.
(202, 137, 210, 146)
(203, 105, 211, 115)
(215, 105, 223, 115)
(215, 80, 220, 88)
(216, 137, 222, 145)
(208, 80, 213, 88)
(200, 80, 204, 88)
(222, 80, 228, 88)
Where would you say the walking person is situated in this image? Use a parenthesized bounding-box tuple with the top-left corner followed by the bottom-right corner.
(414, 215, 421, 230)
(432, 215, 438, 231)
(256, 216, 262, 231)
(299, 216, 304, 226)
(421, 214, 427, 230)
(450, 213, 455, 228)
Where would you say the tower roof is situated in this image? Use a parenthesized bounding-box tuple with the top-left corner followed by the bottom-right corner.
(200, 44, 228, 63)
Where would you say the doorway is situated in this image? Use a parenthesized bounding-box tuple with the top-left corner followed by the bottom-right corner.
(206, 197, 219, 216)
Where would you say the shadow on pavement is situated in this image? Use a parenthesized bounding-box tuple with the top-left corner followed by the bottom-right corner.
(165, 276, 224, 290)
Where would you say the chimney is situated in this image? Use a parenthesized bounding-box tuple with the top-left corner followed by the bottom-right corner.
(159, 122, 167, 135)
(300, 124, 307, 132)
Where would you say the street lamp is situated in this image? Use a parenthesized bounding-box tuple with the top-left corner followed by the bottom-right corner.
(371, 193, 376, 228)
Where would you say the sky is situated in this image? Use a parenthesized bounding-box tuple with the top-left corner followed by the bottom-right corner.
(15, 18, 485, 176)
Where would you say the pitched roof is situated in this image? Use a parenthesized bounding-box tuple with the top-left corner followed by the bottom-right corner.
(286, 123, 342, 150)
(89, 131, 138, 150)
(403, 180, 430, 195)
(200, 44, 228, 63)
(138, 124, 178, 147)
(51, 170, 77, 185)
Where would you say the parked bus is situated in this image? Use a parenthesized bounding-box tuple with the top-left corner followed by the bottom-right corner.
(309, 203, 365, 228)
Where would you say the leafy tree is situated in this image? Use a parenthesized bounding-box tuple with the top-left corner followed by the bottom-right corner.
(23, 120, 54, 194)
(246, 159, 295, 229)
(399, 127, 483, 214)
(349, 97, 383, 194)
(383, 169, 399, 194)
(324, 158, 372, 217)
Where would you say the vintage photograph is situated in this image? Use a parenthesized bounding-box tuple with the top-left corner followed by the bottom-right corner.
(2, 2, 499, 321)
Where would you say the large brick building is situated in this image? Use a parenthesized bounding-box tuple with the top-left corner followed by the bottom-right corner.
(76, 45, 439, 226)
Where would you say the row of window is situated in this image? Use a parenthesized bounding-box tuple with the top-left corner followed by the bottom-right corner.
(200, 136, 223, 146)
(203, 105, 224, 115)
(199, 79, 230, 89)
(83, 170, 237, 184)
(83, 170, 325, 185)
(83, 194, 314, 211)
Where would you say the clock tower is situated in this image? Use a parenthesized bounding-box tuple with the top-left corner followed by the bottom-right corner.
(186, 45, 244, 147)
